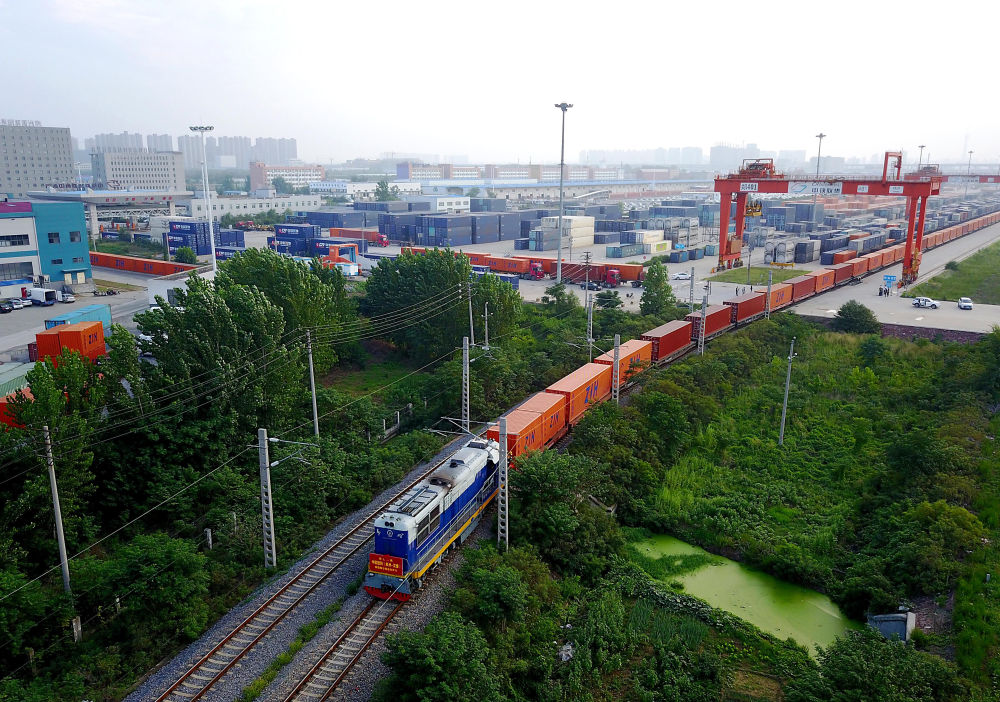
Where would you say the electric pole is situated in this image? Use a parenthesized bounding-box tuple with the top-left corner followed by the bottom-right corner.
(779, 337, 796, 446)
(462, 336, 470, 434)
(698, 295, 708, 355)
(688, 265, 695, 312)
(258, 428, 277, 568)
(586, 298, 594, 362)
(765, 270, 773, 320)
(497, 417, 508, 551)
(306, 330, 319, 437)
(612, 334, 621, 405)
(467, 282, 475, 347)
(42, 426, 72, 598)
(483, 302, 490, 352)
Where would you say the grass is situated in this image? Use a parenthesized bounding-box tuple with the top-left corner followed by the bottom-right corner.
(91, 238, 169, 259)
(240, 598, 344, 702)
(708, 267, 806, 285)
(909, 238, 1000, 303)
(323, 359, 423, 396)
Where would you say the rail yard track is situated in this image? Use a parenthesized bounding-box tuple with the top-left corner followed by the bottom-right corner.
(154, 449, 459, 702)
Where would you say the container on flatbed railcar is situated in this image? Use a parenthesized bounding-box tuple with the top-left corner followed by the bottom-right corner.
(594, 339, 653, 387)
(807, 269, 836, 292)
(546, 363, 613, 425)
(486, 409, 543, 457)
(768, 282, 794, 310)
(513, 392, 567, 448)
(723, 292, 766, 323)
(642, 320, 694, 361)
(685, 305, 732, 340)
(826, 262, 855, 285)
(785, 275, 817, 301)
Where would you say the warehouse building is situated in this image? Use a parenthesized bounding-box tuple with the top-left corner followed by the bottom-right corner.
(181, 193, 322, 219)
(249, 162, 324, 191)
(90, 149, 186, 191)
(0, 200, 92, 297)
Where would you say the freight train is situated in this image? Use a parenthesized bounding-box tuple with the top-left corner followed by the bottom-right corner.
(365, 209, 1000, 601)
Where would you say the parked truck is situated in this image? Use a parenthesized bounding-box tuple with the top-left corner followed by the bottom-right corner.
(29, 288, 57, 306)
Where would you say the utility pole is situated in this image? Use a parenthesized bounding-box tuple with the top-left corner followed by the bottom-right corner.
(43, 426, 79, 641)
(778, 337, 796, 446)
(462, 336, 470, 434)
(483, 302, 490, 352)
(583, 251, 592, 311)
(586, 298, 594, 362)
(612, 334, 621, 405)
(497, 417, 508, 551)
(765, 270, 773, 320)
(698, 295, 708, 355)
(306, 330, 319, 437)
(467, 281, 475, 347)
(258, 428, 277, 568)
(688, 266, 696, 312)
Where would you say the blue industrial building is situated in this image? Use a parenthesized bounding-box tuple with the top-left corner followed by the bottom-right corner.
(0, 200, 92, 298)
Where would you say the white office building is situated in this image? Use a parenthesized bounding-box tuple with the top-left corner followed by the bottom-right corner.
(181, 193, 322, 219)
(91, 150, 186, 191)
(308, 180, 422, 197)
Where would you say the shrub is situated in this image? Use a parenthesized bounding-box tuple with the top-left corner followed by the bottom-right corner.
(831, 300, 881, 334)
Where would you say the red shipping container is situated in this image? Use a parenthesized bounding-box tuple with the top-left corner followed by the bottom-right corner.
(827, 262, 854, 285)
(594, 339, 653, 387)
(807, 269, 836, 292)
(487, 408, 544, 458)
(488, 257, 530, 274)
(642, 321, 693, 361)
(768, 282, 794, 310)
(612, 263, 644, 282)
(35, 328, 62, 363)
(685, 305, 732, 340)
(832, 250, 857, 264)
(723, 292, 766, 323)
(27, 342, 38, 362)
(546, 363, 613, 425)
(0, 388, 32, 429)
(785, 275, 817, 301)
(56, 321, 106, 362)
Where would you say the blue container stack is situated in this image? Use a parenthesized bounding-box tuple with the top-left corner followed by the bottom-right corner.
(820, 234, 849, 252)
(499, 213, 521, 240)
(215, 246, 245, 261)
(354, 201, 409, 212)
(45, 304, 113, 332)
(297, 209, 369, 228)
(593, 232, 621, 244)
(514, 238, 530, 250)
(470, 214, 501, 244)
(689, 247, 705, 260)
(469, 198, 508, 212)
(215, 229, 245, 247)
(415, 214, 473, 247)
(795, 240, 818, 263)
(168, 220, 211, 255)
(606, 243, 645, 258)
(668, 250, 690, 263)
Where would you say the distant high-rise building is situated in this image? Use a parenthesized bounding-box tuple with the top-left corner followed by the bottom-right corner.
(147, 133, 173, 151)
(0, 119, 75, 198)
(776, 150, 807, 169)
(679, 147, 703, 166)
(92, 131, 144, 151)
(177, 134, 200, 169)
(91, 150, 186, 191)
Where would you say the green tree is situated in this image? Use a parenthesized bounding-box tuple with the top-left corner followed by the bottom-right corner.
(541, 282, 581, 315)
(595, 289, 623, 309)
(174, 246, 197, 264)
(786, 627, 964, 702)
(271, 176, 294, 194)
(639, 260, 675, 316)
(374, 180, 400, 201)
(375, 611, 502, 702)
(831, 300, 881, 334)
(117, 226, 133, 243)
(466, 187, 481, 198)
(219, 213, 238, 229)
(361, 249, 472, 361)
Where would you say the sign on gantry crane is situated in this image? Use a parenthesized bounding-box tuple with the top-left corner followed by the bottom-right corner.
(714, 151, 942, 284)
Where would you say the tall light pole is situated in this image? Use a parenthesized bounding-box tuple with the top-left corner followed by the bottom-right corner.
(811, 132, 826, 221)
(189, 125, 217, 273)
(966, 149, 974, 199)
(554, 102, 572, 284)
(917, 144, 926, 171)
(778, 337, 796, 446)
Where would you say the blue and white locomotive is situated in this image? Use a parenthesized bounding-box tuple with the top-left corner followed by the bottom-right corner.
(364, 437, 500, 601)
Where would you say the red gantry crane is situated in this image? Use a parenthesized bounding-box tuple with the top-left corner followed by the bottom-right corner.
(714, 151, 942, 285)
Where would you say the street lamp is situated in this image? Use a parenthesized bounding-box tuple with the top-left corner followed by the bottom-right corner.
(554, 102, 573, 284)
(811, 133, 826, 220)
(778, 337, 797, 446)
(917, 144, 926, 171)
(966, 149, 974, 199)
(189, 125, 217, 272)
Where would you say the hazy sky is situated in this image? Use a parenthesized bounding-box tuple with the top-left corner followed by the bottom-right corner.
(4, 0, 998, 166)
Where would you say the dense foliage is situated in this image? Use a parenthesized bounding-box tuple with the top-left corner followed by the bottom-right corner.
(830, 300, 882, 334)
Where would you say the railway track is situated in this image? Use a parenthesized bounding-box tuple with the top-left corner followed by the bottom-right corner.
(154, 448, 459, 702)
(281, 599, 404, 702)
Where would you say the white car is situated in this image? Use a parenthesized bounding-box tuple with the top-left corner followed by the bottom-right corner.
(957, 297, 973, 310)
(9, 298, 25, 310)
(912, 296, 939, 309)
(672, 271, 693, 280)
(61, 293, 76, 303)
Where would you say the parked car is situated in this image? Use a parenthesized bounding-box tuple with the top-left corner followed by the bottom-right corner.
(958, 297, 973, 310)
(912, 297, 939, 309)
(579, 281, 601, 291)
(9, 298, 25, 310)
(672, 271, 692, 280)
(61, 293, 76, 303)
(0, 300, 13, 313)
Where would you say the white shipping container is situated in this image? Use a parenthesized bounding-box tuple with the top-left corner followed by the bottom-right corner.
(540, 215, 595, 230)
(632, 229, 664, 243)
(642, 241, 672, 254)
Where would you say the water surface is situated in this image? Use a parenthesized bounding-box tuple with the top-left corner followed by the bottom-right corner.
(633, 534, 858, 651)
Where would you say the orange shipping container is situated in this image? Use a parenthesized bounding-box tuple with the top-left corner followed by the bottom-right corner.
(768, 282, 794, 310)
(515, 392, 567, 448)
(546, 363, 613, 425)
(807, 269, 836, 292)
(594, 339, 653, 387)
(785, 275, 817, 301)
(832, 250, 857, 264)
(35, 328, 62, 363)
(488, 256, 530, 274)
(0, 388, 32, 429)
(487, 409, 544, 458)
(56, 321, 106, 361)
(612, 263, 644, 282)
(849, 258, 868, 276)
(826, 262, 854, 285)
